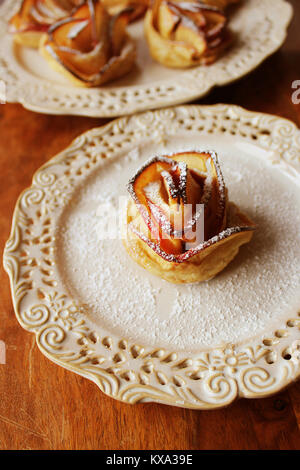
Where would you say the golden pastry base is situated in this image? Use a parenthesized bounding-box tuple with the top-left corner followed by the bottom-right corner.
(123, 202, 255, 284)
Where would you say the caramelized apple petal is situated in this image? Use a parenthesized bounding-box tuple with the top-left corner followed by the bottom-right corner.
(127, 151, 229, 254)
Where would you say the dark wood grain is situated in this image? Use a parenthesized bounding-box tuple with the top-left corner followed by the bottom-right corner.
(0, 0, 300, 450)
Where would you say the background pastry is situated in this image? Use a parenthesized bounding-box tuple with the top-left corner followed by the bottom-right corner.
(144, 0, 232, 68)
(40, 0, 136, 86)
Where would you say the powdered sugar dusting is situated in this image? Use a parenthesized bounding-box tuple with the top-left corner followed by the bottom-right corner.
(56, 139, 300, 351)
(144, 180, 162, 201)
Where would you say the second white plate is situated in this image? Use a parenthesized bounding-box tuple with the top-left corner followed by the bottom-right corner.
(0, 0, 293, 117)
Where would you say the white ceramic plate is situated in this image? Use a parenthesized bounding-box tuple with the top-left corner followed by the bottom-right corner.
(4, 104, 300, 409)
(0, 0, 293, 117)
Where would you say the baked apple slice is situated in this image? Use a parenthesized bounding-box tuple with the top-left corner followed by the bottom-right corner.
(9, 0, 83, 48)
(144, 0, 232, 68)
(123, 150, 256, 284)
(127, 151, 226, 246)
(39, 0, 136, 86)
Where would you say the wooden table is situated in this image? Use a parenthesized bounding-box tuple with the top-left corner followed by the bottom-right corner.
(0, 0, 299, 451)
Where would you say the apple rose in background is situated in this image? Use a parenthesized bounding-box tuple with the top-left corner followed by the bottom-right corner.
(9, 0, 83, 48)
(102, 0, 150, 22)
(39, 0, 136, 86)
(123, 151, 256, 284)
(144, 0, 232, 68)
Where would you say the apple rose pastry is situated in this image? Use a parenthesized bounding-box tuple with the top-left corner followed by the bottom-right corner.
(9, 0, 83, 48)
(102, 0, 150, 22)
(39, 0, 136, 86)
(144, 0, 232, 68)
(123, 151, 256, 284)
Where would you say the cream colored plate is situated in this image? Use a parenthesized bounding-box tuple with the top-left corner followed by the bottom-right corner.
(4, 104, 300, 409)
(0, 0, 293, 117)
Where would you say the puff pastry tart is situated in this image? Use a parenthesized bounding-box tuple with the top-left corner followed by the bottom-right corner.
(123, 151, 256, 284)
(9, 0, 83, 48)
(102, 0, 150, 22)
(39, 0, 136, 86)
(144, 0, 232, 68)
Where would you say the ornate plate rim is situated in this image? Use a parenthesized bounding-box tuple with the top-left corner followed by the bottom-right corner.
(0, 0, 293, 117)
(3, 103, 300, 409)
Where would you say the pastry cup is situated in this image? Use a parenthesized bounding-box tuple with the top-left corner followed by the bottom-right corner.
(124, 201, 255, 283)
(11, 31, 45, 48)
